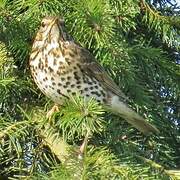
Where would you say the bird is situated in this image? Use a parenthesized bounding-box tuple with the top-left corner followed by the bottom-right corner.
(29, 16, 159, 135)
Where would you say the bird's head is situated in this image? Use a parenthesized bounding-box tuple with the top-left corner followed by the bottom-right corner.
(37, 16, 72, 42)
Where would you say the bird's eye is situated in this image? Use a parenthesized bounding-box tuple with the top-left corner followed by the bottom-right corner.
(41, 22, 46, 27)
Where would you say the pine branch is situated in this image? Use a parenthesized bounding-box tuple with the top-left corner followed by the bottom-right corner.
(38, 123, 77, 163)
(0, 120, 30, 140)
(140, 0, 179, 48)
(56, 96, 105, 141)
(137, 155, 180, 179)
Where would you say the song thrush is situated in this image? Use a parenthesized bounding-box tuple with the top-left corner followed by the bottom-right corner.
(29, 16, 159, 134)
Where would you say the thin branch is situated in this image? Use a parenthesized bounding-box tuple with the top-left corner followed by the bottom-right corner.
(38, 123, 79, 163)
(0, 120, 30, 139)
(137, 155, 180, 179)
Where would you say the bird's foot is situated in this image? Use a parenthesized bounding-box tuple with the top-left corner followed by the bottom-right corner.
(46, 104, 59, 119)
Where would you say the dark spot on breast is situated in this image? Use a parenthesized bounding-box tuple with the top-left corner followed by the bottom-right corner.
(56, 54, 61, 58)
(77, 85, 81, 89)
(51, 77, 54, 81)
(84, 87, 88, 91)
(38, 62, 41, 69)
(91, 91, 101, 97)
(52, 82, 56, 86)
(67, 89, 71, 93)
(80, 69, 84, 73)
(71, 84, 75, 88)
(75, 76, 80, 81)
(90, 87, 94, 90)
(61, 49, 65, 56)
(88, 82, 93, 85)
(66, 82, 71, 86)
(53, 59, 57, 65)
(48, 66, 54, 73)
(100, 90, 106, 97)
(58, 83, 62, 86)
(57, 89, 61, 94)
(45, 55, 48, 65)
(67, 76, 71, 80)
(83, 77, 87, 83)
(76, 63, 81, 68)
(61, 77, 65, 81)
(41, 64, 44, 71)
(63, 85, 67, 88)
(57, 71, 61, 76)
(73, 71, 78, 76)
(65, 57, 70, 63)
(59, 61, 64, 65)
(92, 79, 97, 84)
(74, 72, 81, 81)
(76, 81, 81, 84)
(72, 92, 76, 96)
(69, 52, 75, 58)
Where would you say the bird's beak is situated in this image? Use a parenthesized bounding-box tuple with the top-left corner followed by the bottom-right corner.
(49, 16, 68, 41)
(50, 17, 59, 28)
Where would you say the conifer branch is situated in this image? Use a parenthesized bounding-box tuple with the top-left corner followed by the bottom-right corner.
(0, 120, 30, 140)
(137, 155, 180, 179)
(38, 123, 78, 163)
(140, 0, 179, 47)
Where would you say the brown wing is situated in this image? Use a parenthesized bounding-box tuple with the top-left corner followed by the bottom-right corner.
(69, 43, 128, 101)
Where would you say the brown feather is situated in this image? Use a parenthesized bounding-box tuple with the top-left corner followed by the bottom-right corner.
(67, 43, 128, 101)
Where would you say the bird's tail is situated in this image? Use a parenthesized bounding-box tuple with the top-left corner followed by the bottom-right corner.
(110, 96, 159, 134)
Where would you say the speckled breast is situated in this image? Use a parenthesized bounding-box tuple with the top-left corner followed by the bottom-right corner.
(29, 40, 107, 104)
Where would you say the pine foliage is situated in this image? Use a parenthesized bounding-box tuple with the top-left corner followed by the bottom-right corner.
(0, 0, 179, 179)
